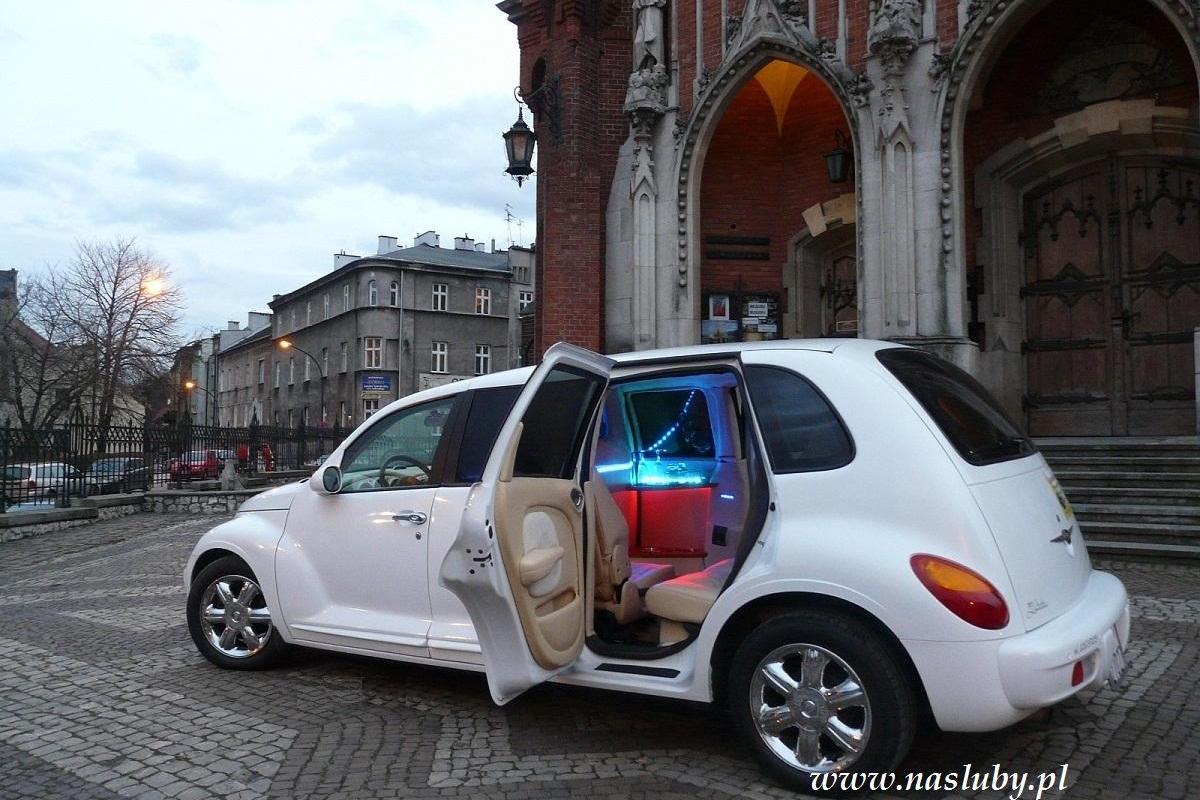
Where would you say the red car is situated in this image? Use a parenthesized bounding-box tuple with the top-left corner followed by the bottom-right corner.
(169, 450, 231, 481)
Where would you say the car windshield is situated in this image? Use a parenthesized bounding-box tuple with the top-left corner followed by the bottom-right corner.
(185, 451, 211, 461)
(89, 459, 126, 473)
(877, 348, 1036, 466)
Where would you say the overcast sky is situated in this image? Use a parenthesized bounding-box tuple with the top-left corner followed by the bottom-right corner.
(0, 0, 533, 333)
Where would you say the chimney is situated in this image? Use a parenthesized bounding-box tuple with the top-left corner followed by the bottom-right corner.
(377, 235, 398, 255)
(227, 321, 240, 331)
(474, 242, 486, 252)
(454, 235, 475, 251)
(414, 230, 440, 248)
(334, 250, 360, 269)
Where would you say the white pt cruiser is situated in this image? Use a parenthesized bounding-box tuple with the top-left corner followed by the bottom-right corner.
(185, 340, 1130, 790)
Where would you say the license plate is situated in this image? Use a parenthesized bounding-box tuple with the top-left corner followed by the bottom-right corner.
(1106, 626, 1127, 688)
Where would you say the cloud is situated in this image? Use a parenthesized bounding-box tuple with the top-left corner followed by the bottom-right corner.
(150, 34, 205, 77)
(310, 94, 527, 217)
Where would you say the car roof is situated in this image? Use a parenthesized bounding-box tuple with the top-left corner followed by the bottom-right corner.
(379, 338, 906, 413)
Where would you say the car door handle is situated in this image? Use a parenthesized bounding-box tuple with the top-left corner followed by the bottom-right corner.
(392, 511, 428, 525)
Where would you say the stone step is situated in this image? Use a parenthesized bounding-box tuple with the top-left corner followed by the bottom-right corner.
(1043, 455, 1200, 473)
(1076, 520, 1200, 549)
(1084, 538, 1200, 560)
(1055, 470, 1200, 488)
(1074, 503, 1200, 527)
(1062, 486, 1200, 507)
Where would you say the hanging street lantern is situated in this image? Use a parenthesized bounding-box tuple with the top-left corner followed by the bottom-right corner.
(503, 104, 536, 187)
(824, 130, 852, 185)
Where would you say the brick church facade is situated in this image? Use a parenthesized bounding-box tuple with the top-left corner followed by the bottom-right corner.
(499, 0, 1200, 436)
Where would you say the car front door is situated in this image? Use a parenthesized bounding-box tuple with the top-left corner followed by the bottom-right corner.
(276, 395, 456, 657)
(440, 343, 613, 704)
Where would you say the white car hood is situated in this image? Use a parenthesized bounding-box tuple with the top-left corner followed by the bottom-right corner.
(238, 480, 307, 513)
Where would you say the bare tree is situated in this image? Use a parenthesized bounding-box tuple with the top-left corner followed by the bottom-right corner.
(0, 274, 95, 431)
(55, 239, 184, 440)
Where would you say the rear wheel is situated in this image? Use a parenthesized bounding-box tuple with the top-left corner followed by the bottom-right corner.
(187, 555, 287, 670)
(728, 611, 916, 794)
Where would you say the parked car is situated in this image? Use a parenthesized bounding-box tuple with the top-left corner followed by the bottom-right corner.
(85, 456, 152, 494)
(170, 450, 233, 481)
(9, 462, 87, 501)
(184, 340, 1129, 791)
(1, 466, 33, 509)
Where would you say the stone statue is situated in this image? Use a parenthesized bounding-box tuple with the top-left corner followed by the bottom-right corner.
(624, 63, 670, 114)
(633, 0, 667, 71)
(868, 0, 922, 75)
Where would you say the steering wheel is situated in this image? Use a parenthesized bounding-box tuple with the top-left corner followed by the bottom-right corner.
(379, 454, 432, 484)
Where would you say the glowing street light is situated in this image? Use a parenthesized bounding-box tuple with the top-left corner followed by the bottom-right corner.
(276, 339, 326, 425)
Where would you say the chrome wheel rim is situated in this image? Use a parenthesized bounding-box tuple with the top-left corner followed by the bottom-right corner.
(199, 574, 272, 658)
(750, 643, 871, 774)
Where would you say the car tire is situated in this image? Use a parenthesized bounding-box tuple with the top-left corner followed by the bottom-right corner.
(728, 611, 917, 794)
(187, 555, 288, 670)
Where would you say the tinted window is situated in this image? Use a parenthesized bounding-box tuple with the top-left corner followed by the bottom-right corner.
(877, 348, 1036, 466)
(456, 386, 521, 482)
(341, 397, 455, 491)
(513, 367, 605, 479)
(744, 366, 854, 472)
(628, 389, 714, 457)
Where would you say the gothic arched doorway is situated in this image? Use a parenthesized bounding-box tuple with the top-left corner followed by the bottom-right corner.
(697, 58, 857, 344)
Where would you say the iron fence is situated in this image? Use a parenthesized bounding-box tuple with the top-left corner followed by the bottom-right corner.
(0, 419, 352, 513)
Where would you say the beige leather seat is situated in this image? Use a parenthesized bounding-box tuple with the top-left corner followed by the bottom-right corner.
(587, 480, 674, 624)
(644, 558, 734, 625)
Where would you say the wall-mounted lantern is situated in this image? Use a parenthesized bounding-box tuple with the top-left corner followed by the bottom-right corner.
(824, 130, 853, 185)
(503, 102, 536, 188)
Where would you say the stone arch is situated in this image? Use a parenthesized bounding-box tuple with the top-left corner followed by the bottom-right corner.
(937, 0, 1200, 312)
(672, 36, 868, 343)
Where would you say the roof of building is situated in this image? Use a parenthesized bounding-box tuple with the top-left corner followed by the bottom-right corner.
(376, 244, 510, 272)
(269, 244, 512, 308)
(217, 323, 272, 355)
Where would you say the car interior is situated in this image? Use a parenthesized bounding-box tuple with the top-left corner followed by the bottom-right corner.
(583, 367, 766, 656)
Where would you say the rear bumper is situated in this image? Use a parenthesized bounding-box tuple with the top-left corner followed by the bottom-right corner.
(904, 569, 1129, 732)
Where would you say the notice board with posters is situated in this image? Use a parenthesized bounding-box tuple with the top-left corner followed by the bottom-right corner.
(701, 292, 780, 343)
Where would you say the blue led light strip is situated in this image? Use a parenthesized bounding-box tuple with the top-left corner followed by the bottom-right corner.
(645, 390, 697, 453)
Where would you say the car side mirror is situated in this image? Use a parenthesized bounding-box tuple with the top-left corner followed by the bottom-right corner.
(318, 465, 342, 495)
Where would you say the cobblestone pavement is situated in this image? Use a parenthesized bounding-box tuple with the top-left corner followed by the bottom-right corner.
(0, 515, 1197, 799)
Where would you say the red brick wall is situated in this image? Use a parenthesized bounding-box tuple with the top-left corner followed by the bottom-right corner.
(700, 73, 852, 298)
(962, 0, 1197, 272)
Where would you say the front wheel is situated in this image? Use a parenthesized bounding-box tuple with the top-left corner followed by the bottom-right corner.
(728, 611, 917, 794)
(187, 555, 288, 670)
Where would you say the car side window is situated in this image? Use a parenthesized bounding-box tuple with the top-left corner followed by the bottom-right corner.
(513, 367, 606, 479)
(455, 386, 521, 483)
(744, 365, 854, 473)
(340, 397, 455, 492)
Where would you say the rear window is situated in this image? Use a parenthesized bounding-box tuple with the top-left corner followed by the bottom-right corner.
(744, 366, 854, 472)
(3, 467, 29, 480)
(455, 386, 521, 482)
(877, 348, 1036, 466)
(628, 389, 714, 458)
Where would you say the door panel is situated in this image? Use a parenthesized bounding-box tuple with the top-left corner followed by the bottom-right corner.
(1023, 157, 1200, 435)
(822, 246, 858, 337)
(440, 343, 612, 704)
(1123, 160, 1200, 434)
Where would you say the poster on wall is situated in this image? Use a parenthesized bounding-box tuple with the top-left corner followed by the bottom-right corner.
(707, 294, 731, 321)
(739, 293, 780, 341)
(701, 320, 740, 344)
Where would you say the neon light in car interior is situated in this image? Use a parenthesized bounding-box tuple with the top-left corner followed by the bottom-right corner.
(596, 461, 633, 474)
(644, 390, 698, 453)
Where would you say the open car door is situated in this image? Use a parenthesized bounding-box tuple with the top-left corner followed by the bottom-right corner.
(439, 342, 614, 704)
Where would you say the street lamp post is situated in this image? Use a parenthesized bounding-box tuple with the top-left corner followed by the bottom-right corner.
(278, 340, 326, 426)
(183, 380, 217, 426)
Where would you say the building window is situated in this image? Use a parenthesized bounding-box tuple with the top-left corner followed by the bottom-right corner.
(306, 300, 312, 326)
(339, 400, 347, 425)
(321, 402, 327, 424)
(290, 308, 296, 329)
(321, 347, 328, 377)
(287, 409, 293, 428)
(368, 279, 378, 306)
(432, 283, 447, 312)
(288, 357, 295, 385)
(364, 337, 383, 369)
(274, 362, 281, 388)
(475, 287, 491, 315)
(431, 341, 448, 373)
(323, 293, 330, 319)
(273, 410, 279, 425)
(343, 284, 350, 312)
(304, 357, 311, 382)
(340, 341, 348, 373)
(519, 290, 534, 311)
(300, 406, 309, 428)
(363, 398, 380, 419)
(474, 344, 491, 376)
(389, 281, 399, 307)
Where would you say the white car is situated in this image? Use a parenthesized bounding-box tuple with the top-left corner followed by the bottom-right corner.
(184, 340, 1129, 789)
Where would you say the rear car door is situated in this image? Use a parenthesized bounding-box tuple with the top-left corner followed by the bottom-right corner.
(439, 343, 613, 704)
